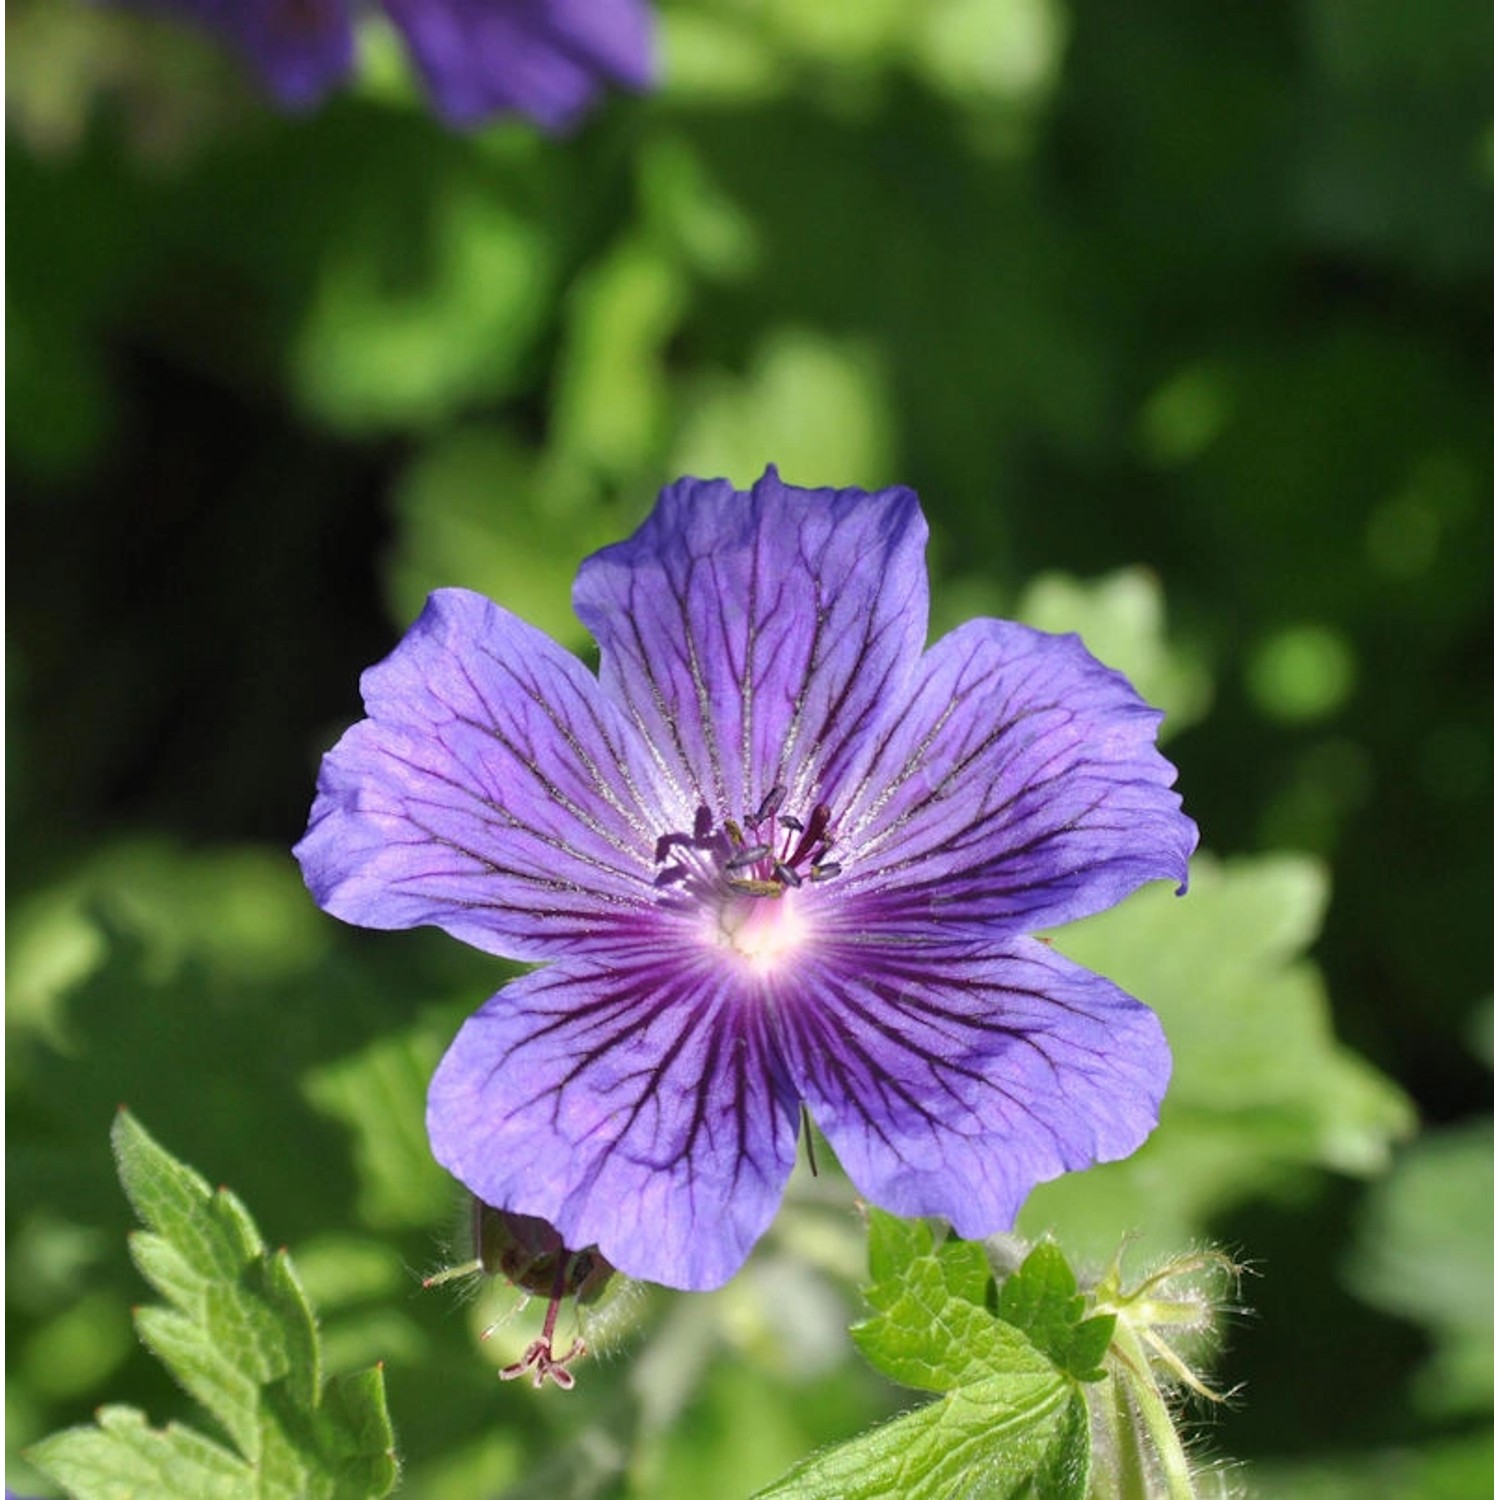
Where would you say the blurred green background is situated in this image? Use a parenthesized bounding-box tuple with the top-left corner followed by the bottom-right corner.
(7, 0, 1491, 1496)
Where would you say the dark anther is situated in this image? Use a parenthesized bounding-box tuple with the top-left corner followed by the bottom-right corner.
(752, 785, 787, 824)
(656, 789, 843, 906)
(726, 843, 773, 871)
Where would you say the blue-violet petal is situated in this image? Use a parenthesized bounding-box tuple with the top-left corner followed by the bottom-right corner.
(295, 588, 669, 962)
(428, 949, 800, 1290)
(776, 937, 1171, 1237)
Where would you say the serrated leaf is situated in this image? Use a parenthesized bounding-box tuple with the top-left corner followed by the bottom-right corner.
(854, 1212, 1008, 1391)
(864, 1210, 992, 1312)
(853, 1265, 1027, 1394)
(812, 1212, 1097, 1497)
(29, 1404, 252, 1500)
(27, 1111, 399, 1500)
(115, 1111, 263, 1281)
(864, 1207, 934, 1286)
(998, 1243, 1087, 1332)
(997, 1244, 1116, 1383)
(751, 1375, 1084, 1500)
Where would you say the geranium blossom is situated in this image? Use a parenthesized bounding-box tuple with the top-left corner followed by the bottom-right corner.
(296, 469, 1197, 1291)
(128, 0, 654, 131)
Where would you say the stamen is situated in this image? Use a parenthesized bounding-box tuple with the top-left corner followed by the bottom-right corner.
(726, 843, 772, 870)
(655, 790, 845, 908)
(752, 785, 787, 824)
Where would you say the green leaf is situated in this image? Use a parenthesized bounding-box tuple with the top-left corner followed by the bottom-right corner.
(854, 1211, 1001, 1391)
(1345, 1119, 1493, 1417)
(996, 1244, 1116, 1383)
(669, 327, 896, 495)
(774, 1210, 1090, 1499)
(552, 236, 690, 479)
(302, 1019, 456, 1232)
(863, 1210, 992, 1314)
(291, 158, 553, 433)
(27, 1110, 398, 1500)
(29, 1405, 254, 1500)
(385, 430, 620, 656)
(753, 1377, 1087, 1500)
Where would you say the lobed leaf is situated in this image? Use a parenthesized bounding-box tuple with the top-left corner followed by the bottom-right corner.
(789, 1209, 1095, 1497)
(996, 1243, 1116, 1383)
(26, 1110, 399, 1500)
(854, 1217, 1011, 1393)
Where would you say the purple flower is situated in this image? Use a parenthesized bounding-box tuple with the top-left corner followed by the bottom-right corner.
(296, 470, 1197, 1291)
(133, 0, 654, 131)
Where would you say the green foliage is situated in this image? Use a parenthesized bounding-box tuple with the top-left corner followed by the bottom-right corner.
(751, 1374, 1083, 1500)
(756, 1212, 1093, 1499)
(27, 1112, 398, 1500)
(996, 1245, 1115, 1385)
(302, 1023, 456, 1233)
(291, 159, 553, 434)
(384, 429, 624, 654)
(1346, 1118, 1493, 1418)
(852, 1213, 1001, 1391)
(670, 327, 895, 493)
(1252, 1430, 1495, 1500)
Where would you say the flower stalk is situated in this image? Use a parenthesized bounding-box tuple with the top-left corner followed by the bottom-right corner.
(1087, 1248, 1241, 1500)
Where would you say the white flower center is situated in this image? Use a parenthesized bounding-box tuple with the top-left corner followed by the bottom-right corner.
(715, 894, 809, 974)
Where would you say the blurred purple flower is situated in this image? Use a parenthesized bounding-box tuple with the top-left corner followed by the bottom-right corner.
(133, 0, 654, 131)
(296, 469, 1197, 1291)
